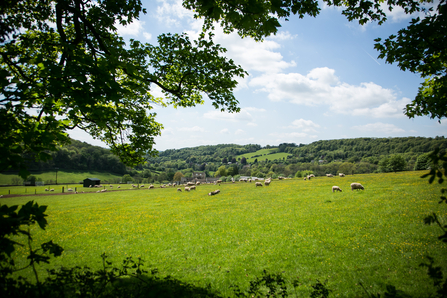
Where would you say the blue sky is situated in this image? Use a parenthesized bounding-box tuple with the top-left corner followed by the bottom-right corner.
(70, 0, 446, 151)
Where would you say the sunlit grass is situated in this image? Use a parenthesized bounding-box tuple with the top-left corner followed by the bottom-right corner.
(3, 171, 445, 297)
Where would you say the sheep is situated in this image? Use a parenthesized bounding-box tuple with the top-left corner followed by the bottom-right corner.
(304, 177, 307, 181)
(110, 185, 113, 188)
(307, 175, 312, 180)
(177, 188, 182, 192)
(248, 179, 252, 183)
(339, 173, 345, 177)
(96, 190, 101, 193)
(50, 188, 54, 192)
(216, 180, 222, 184)
(278, 177, 284, 180)
(350, 183, 364, 191)
(45, 188, 49, 191)
(140, 184, 145, 188)
(264, 180, 271, 186)
(148, 185, 154, 189)
(190, 186, 196, 190)
(89, 185, 92, 188)
(332, 186, 342, 192)
(196, 181, 201, 185)
(117, 185, 120, 188)
(326, 174, 333, 177)
(185, 187, 190, 192)
(101, 189, 107, 192)
(67, 188, 73, 192)
(208, 189, 220, 196)
(186, 182, 195, 186)
(309, 174, 315, 178)
(255, 182, 263, 187)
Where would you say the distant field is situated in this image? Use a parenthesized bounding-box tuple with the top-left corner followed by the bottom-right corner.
(2, 171, 445, 297)
(237, 148, 292, 163)
(0, 171, 123, 186)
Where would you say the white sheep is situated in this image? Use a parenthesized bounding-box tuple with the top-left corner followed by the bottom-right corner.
(304, 177, 307, 181)
(326, 174, 333, 177)
(117, 185, 120, 188)
(177, 188, 182, 192)
(332, 186, 342, 192)
(350, 183, 364, 191)
(67, 188, 73, 192)
(185, 187, 190, 192)
(190, 186, 196, 190)
(196, 181, 201, 185)
(255, 182, 263, 187)
(264, 180, 271, 186)
(50, 188, 54, 191)
(101, 189, 107, 192)
(309, 174, 315, 178)
(148, 185, 154, 189)
(45, 188, 49, 191)
(339, 173, 345, 177)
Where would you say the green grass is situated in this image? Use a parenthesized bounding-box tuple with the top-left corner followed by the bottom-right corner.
(2, 171, 446, 297)
(0, 170, 123, 185)
(237, 148, 292, 163)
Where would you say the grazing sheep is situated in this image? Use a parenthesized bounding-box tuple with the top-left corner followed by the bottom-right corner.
(264, 180, 271, 186)
(96, 190, 101, 193)
(117, 185, 120, 189)
(332, 186, 342, 192)
(185, 187, 190, 192)
(196, 181, 201, 185)
(50, 188, 54, 192)
(89, 185, 92, 188)
(309, 174, 315, 178)
(248, 179, 252, 183)
(216, 180, 222, 184)
(67, 188, 73, 192)
(278, 177, 284, 180)
(110, 185, 113, 188)
(350, 183, 364, 191)
(307, 175, 312, 180)
(148, 185, 154, 189)
(101, 189, 107, 192)
(326, 174, 333, 177)
(190, 186, 196, 190)
(177, 188, 182, 192)
(45, 188, 49, 191)
(255, 182, 263, 187)
(339, 173, 345, 177)
(208, 189, 220, 196)
(304, 177, 306, 181)
(140, 184, 145, 188)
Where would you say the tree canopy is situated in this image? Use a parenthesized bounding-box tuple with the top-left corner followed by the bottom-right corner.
(0, 0, 246, 178)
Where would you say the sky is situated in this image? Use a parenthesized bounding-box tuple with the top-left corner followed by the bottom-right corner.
(70, 0, 447, 151)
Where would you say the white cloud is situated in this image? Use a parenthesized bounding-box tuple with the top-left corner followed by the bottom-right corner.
(289, 119, 321, 132)
(250, 67, 406, 118)
(352, 122, 405, 134)
(203, 109, 254, 122)
(214, 30, 296, 74)
(235, 129, 245, 135)
(155, 0, 194, 27)
(178, 126, 205, 132)
(220, 128, 230, 134)
(143, 32, 152, 40)
(268, 31, 296, 41)
(115, 20, 146, 36)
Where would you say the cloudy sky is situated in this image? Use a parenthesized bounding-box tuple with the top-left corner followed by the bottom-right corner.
(71, 0, 446, 151)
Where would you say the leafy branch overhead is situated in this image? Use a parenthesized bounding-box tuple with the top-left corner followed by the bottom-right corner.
(0, 0, 246, 178)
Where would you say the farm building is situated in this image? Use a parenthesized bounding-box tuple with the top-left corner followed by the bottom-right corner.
(83, 178, 101, 188)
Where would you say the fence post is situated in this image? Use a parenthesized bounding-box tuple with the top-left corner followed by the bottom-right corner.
(35, 189, 36, 195)
(62, 187, 64, 193)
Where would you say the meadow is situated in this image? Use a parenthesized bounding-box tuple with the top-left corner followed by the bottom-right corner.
(236, 148, 292, 163)
(2, 171, 446, 297)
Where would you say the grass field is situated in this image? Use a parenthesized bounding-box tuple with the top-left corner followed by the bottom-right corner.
(0, 170, 123, 186)
(2, 171, 446, 297)
(236, 148, 292, 163)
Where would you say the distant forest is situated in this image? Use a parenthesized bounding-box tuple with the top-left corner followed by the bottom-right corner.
(5, 136, 446, 181)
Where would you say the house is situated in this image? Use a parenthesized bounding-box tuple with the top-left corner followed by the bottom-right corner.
(83, 178, 101, 188)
